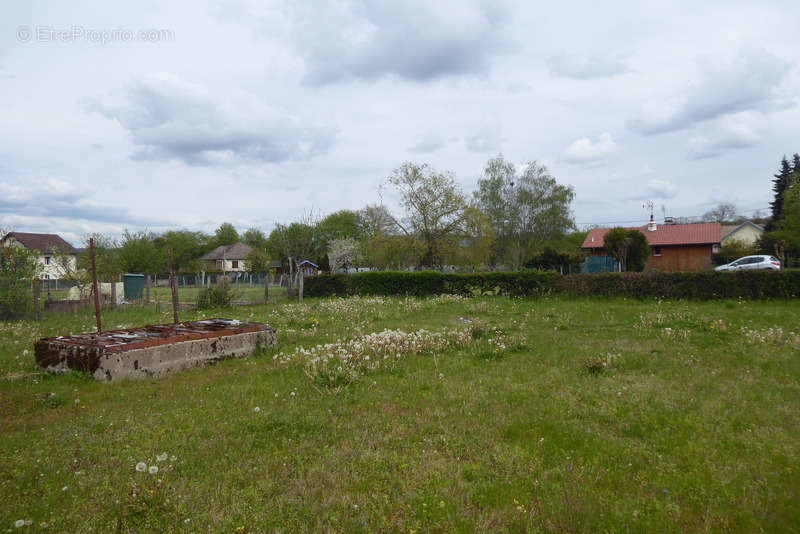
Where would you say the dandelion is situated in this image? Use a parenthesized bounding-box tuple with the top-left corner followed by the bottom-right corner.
(62, 486, 68, 491)
(290, 391, 295, 397)
(148, 465, 159, 475)
(253, 406, 261, 413)
(438, 373, 444, 380)
(14, 519, 24, 528)
(135, 462, 147, 472)
(156, 452, 168, 462)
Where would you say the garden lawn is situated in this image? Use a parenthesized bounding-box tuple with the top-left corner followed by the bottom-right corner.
(1, 296, 798, 532)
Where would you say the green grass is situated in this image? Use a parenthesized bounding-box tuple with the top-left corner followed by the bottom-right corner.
(1, 296, 799, 532)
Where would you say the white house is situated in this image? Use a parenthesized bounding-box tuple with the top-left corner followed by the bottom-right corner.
(1, 232, 77, 280)
(200, 242, 253, 272)
(720, 221, 764, 248)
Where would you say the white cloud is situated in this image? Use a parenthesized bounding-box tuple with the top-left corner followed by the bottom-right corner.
(687, 111, 766, 159)
(645, 179, 678, 199)
(562, 133, 617, 165)
(630, 49, 792, 135)
(547, 52, 630, 79)
(86, 74, 335, 166)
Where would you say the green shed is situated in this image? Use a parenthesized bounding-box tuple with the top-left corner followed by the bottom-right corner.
(123, 274, 145, 300)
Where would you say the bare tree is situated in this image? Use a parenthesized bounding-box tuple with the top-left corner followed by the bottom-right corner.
(702, 203, 740, 223)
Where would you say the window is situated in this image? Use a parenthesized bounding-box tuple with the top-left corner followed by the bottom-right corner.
(44, 274, 50, 279)
(44, 256, 50, 265)
(231, 260, 238, 269)
(653, 247, 662, 257)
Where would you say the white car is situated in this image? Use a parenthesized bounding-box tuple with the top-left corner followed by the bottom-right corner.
(715, 255, 781, 272)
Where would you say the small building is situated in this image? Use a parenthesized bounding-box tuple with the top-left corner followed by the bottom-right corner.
(200, 242, 253, 272)
(1, 232, 77, 280)
(720, 221, 763, 249)
(581, 218, 721, 272)
(297, 260, 319, 276)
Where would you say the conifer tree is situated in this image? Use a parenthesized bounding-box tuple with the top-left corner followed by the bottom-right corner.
(766, 156, 793, 231)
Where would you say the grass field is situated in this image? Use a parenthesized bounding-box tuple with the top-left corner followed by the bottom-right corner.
(149, 284, 289, 304)
(1, 295, 798, 532)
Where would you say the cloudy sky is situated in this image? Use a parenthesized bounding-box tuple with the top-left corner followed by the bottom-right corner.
(1, 0, 798, 245)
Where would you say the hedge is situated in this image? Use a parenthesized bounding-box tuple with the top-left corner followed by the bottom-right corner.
(304, 270, 800, 300)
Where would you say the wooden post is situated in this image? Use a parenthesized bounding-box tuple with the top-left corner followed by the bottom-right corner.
(264, 273, 269, 304)
(33, 277, 41, 321)
(168, 246, 179, 324)
(145, 275, 151, 303)
(298, 271, 304, 303)
(90, 238, 102, 333)
(110, 275, 117, 310)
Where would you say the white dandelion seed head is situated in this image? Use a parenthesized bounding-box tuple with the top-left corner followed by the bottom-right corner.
(148, 465, 158, 475)
(135, 462, 146, 472)
(253, 406, 261, 412)
(14, 519, 25, 528)
(156, 452, 168, 462)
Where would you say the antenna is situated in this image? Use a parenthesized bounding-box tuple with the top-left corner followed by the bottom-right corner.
(642, 200, 654, 218)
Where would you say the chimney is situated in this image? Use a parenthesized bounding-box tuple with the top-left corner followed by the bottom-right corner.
(647, 214, 657, 232)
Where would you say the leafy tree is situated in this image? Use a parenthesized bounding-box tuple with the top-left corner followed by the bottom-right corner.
(387, 162, 467, 267)
(242, 228, 269, 251)
(214, 222, 239, 247)
(474, 155, 575, 267)
(245, 248, 273, 274)
(328, 238, 362, 272)
(154, 230, 210, 274)
(118, 230, 165, 274)
(360, 204, 397, 239)
(0, 246, 39, 320)
(603, 227, 629, 271)
(625, 230, 651, 272)
(268, 218, 319, 284)
(445, 205, 494, 267)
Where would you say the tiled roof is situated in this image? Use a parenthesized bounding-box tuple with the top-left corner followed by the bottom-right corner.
(200, 242, 253, 260)
(2, 232, 77, 254)
(582, 223, 721, 248)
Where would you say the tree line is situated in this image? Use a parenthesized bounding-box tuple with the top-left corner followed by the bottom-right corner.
(53, 155, 581, 281)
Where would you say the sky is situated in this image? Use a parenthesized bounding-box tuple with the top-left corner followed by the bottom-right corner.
(1, 0, 799, 245)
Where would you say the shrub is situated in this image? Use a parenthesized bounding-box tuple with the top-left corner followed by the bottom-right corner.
(196, 276, 237, 309)
(0, 247, 38, 320)
(305, 269, 800, 300)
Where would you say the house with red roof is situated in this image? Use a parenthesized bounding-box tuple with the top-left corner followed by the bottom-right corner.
(1, 232, 78, 280)
(581, 218, 721, 272)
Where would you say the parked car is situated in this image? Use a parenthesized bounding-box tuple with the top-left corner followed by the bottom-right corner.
(715, 255, 781, 272)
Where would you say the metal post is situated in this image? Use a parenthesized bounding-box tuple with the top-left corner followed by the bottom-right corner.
(110, 275, 117, 310)
(33, 277, 41, 321)
(168, 246, 179, 324)
(90, 238, 102, 333)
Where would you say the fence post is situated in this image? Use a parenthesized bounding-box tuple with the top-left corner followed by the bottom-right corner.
(168, 247, 179, 324)
(145, 275, 151, 303)
(298, 271, 304, 303)
(264, 273, 269, 304)
(110, 275, 117, 310)
(90, 238, 102, 333)
(33, 277, 41, 321)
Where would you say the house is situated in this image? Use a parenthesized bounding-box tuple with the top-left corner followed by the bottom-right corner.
(581, 218, 721, 272)
(297, 260, 319, 276)
(719, 221, 763, 249)
(1, 232, 77, 280)
(200, 242, 252, 272)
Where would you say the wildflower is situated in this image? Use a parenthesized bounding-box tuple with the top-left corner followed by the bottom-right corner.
(148, 465, 159, 475)
(62, 486, 68, 491)
(135, 462, 147, 472)
(253, 406, 261, 413)
(438, 373, 444, 380)
(156, 452, 168, 462)
(290, 391, 295, 397)
(14, 519, 24, 528)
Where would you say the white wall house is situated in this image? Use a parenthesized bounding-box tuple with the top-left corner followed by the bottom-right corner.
(720, 222, 764, 248)
(1, 232, 77, 280)
(200, 242, 253, 273)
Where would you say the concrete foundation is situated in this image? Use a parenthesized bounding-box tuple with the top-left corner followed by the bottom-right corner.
(34, 318, 276, 382)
